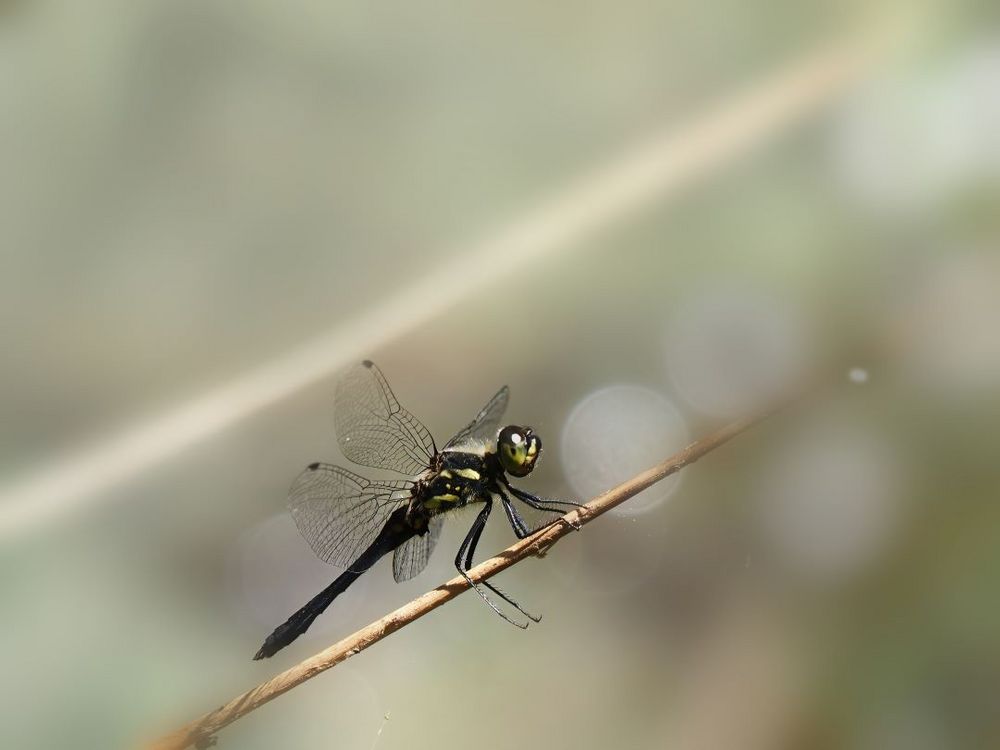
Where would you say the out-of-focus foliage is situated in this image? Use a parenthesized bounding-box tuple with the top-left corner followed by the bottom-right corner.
(1, 2, 998, 748)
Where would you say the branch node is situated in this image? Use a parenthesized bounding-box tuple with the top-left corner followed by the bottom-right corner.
(562, 515, 584, 532)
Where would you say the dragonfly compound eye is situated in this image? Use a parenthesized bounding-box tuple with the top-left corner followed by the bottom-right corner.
(498, 425, 541, 477)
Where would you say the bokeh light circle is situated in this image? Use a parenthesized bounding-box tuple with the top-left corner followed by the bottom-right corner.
(755, 415, 901, 584)
(664, 285, 808, 418)
(831, 43, 1000, 214)
(560, 384, 688, 516)
(892, 251, 1000, 392)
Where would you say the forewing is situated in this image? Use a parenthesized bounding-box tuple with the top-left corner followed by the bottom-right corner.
(288, 463, 412, 568)
(391, 515, 445, 582)
(334, 360, 437, 476)
(443, 385, 509, 451)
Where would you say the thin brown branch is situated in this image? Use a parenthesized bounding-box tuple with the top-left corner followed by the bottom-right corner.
(148, 399, 791, 750)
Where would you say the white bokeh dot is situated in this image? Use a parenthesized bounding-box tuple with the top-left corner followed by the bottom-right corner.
(849, 367, 869, 384)
(560, 384, 688, 516)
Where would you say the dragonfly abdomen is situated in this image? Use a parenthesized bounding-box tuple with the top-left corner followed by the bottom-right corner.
(254, 506, 417, 659)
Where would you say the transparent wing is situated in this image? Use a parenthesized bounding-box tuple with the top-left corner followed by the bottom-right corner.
(288, 463, 413, 568)
(391, 515, 445, 582)
(443, 385, 509, 451)
(334, 360, 437, 476)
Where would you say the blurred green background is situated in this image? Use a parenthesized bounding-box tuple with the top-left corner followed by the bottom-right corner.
(2, 2, 999, 749)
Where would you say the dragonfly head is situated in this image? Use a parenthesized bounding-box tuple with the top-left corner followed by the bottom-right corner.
(497, 425, 541, 477)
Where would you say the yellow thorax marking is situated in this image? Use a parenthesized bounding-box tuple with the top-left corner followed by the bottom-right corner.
(428, 493, 460, 507)
(453, 468, 481, 480)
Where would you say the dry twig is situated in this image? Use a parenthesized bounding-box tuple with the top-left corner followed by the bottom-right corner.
(149, 399, 789, 750)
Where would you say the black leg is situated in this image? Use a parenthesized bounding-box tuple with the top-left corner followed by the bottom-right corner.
(506, 485, 584, 530)
(498, 490, 533, 539)
(463, 497, 541, 623)
(477, 491, 542, 622)
(507, 485, 583, 511)
(455, 500, 529, 629)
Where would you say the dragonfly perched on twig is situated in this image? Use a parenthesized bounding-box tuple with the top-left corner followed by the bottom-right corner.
(254, 360, 580, 660)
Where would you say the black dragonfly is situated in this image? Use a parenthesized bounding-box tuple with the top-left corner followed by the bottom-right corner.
(254, 360, 580, 659)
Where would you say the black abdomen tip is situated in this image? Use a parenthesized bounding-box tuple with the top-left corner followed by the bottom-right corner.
(253, 638, 276, 660)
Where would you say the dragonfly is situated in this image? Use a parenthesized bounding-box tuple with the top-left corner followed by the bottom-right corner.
(254, 360, 581, 659)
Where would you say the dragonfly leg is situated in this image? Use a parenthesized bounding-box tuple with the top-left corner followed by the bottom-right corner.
(507, 485, 584, 531)
(498, 489, 534, 539)
(468, 498, 542, 623)
(456, 500, 535, 627)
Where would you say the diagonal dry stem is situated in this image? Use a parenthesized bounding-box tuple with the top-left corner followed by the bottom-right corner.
(148, 397, 790, 750)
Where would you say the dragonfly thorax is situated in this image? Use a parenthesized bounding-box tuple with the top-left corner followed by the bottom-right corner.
(419, 450, 494, 511)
